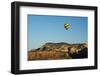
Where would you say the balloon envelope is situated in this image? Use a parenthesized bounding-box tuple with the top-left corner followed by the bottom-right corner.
(64, 23, 70, 30)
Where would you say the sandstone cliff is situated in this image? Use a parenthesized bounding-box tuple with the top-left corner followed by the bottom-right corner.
(28, 42, 88, 60)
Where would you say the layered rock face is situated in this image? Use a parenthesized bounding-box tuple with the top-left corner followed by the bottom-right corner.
(28, 42, 88, 60)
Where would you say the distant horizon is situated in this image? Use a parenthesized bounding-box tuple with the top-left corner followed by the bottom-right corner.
(29, 42, 88, 51)
(28, 15, 88, 50)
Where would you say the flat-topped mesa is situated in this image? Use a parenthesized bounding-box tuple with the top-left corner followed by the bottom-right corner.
(35, 42, 87, 53)
(28, 42, 88, 60)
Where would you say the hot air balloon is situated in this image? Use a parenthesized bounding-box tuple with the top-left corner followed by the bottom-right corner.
(64, 23, 70, 30)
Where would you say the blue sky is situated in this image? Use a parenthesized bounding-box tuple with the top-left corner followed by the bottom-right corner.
(28, 15, 88, 50)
